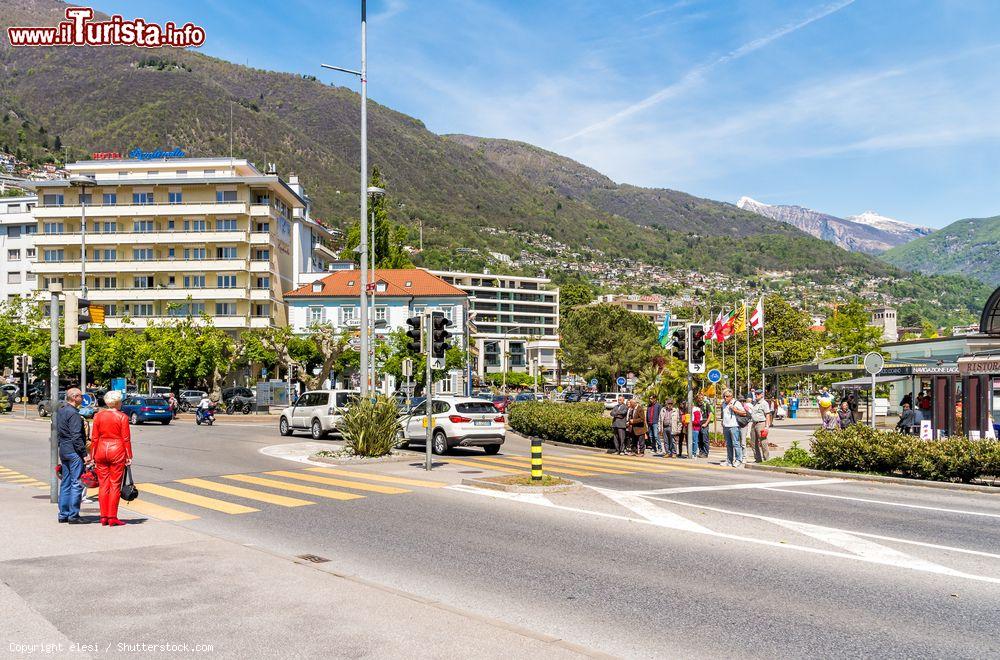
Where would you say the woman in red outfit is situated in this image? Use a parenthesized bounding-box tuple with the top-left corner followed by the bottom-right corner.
(90, 390, 133, 527)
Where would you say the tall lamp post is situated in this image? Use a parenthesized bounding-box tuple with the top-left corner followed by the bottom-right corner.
(69, 174, 96, 389)
(322, 0, 371, 394)
(367, 185, 385, 393)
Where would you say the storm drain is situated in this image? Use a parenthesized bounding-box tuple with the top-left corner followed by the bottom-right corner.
(297, 554, 331, 564)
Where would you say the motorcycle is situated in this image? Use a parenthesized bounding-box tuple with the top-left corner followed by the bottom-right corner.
(195, 405, 216, 426)
(225, 398, 253, 415)
(178, 400, 192, 414)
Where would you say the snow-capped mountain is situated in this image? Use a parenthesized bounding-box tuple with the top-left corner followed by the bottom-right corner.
(736, 197, 932, 254)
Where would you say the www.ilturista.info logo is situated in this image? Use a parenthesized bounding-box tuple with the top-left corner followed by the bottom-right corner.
(7, 7, 205, 48)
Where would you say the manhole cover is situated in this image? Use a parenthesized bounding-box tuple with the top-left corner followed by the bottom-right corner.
(297, 554, 331, 564)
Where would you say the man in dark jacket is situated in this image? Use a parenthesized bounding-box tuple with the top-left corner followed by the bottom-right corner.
(646, 395, 662, 456)
(57, 387, 89, 523)
(610, 395, 628, 455)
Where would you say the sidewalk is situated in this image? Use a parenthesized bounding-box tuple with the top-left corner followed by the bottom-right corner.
(0, 484, 594, 659)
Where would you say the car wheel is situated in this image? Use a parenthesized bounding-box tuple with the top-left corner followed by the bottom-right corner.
(311, 419, 327, 440)
(396, 429, 409, 449)
(38, 406, 46, 417)
(483, 444, 501, 455)
(279, 417, 292, 437)
(161, 419, 170, 425)
(432, 430, 448, 455)
(129, 412, 139, 425)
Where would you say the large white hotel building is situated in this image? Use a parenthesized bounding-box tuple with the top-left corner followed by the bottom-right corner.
(30, 156, 337, 331)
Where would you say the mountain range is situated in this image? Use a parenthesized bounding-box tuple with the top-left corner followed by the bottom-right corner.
(736, 197, 933, 254)
(881, 215, 1000, 286)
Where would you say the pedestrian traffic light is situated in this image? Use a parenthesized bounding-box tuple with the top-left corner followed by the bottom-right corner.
(670, 327, 687, 362)
(13, 355, 23, 374)
(405, 315, 423, 353)
(688, 323, 706, 374)
(64, 293, 92, 346)
(431, 312, 452, 367)
(145, 359, 156, 374)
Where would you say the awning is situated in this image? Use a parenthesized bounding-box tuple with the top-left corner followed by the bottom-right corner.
(832, 375, 908, 389)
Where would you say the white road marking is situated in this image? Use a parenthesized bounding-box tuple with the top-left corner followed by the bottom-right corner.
(448, 484, 555, 507)
(260, 442, 342, 466)
(628, 477, 845, 495)
(594, 488, 712, 532)
(764, 487, 1000, 519)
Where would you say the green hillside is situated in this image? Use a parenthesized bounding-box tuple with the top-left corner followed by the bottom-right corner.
(881, 215, 1000, 286)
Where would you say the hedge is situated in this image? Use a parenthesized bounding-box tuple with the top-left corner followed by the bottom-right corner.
(507, 402, 613, 448)
(805, 425, 1000, 484)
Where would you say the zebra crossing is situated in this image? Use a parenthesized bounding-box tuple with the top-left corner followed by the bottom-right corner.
(0, 464, 49, 490)
(442, 450, 729, 478)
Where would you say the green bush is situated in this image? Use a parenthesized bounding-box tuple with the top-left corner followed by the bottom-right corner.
(340, 394, 400, 458)
(507, 402, 612, 448)
(809, 424, 1000, 484)
(765, 441, 814, 467)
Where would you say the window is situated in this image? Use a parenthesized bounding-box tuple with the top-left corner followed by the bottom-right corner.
(216, 218, 237, 231)
(184, 248, 206, 260)
(216, 247, 238, 259)
(217, 274, 238, 288)
(93, 249, 116, 261)
(6, 203, 20, 213)
(442, 305, 455, 323)
(254, 222, 269, 232)
(103, 304, 117, 317)
(147, 171, 158, 177)
(252, 248, 269, 261)
(133, 276, 154, 289)
(43, 222, 64, 234)
(7, 225, 20, 239)
(102, 193, 117, 205)
(7, 272, 21, 284)
(252, 303, 270, 318)
(375, 305, 388, 322)
(215, 302, 237, 316)
(308, 306, 324, 325)
(176, 170, 187, 177)
(23, 224, 35, 235)
(7, 249, 20, 261)
(132, 192, 154, 205)
(99, 221, 117, 233)
(25, 248, 35, 259)
(42, 194, 64, 206)
(254, 276, 270, 289)
(184, 219, 207, 232)
(216, 190, 237, 202)
(26, 273, 36, 282)
(43, 249, 64, 262)
(100, 277, 117, 289)
(168, 302, 205, 317)
(131, 303, 154, 317)
(183, 275, 206, 288)
(79, 193, 92, 205)
(311, 282, 323, 293)
(133, 220, 154, 233)
(168, 192, 183, 204)
(167, 220, 175, 230)
(167, 248, 175, 259)
(133, 248, 153, 261)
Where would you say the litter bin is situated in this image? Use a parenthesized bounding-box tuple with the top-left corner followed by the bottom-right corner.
(789, 397, 799, 419)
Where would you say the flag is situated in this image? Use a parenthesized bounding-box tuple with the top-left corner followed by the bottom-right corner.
(657, 311, 672, 348)
(705, 311, 717, 342)
(712, 310, 725, 343)
(732, 302, 747, 334)
(720, 307, 739, 340)
(750, 297, 764, 335)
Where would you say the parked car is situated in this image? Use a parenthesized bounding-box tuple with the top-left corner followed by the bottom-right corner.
(491, 395, 512, 413)
(27, 381, 48, 404)
(278, 389, 359, 439)
(1, 384, 20, 401)
(564, 391, 582, 403)
(509, 392, 534, 407)
(38, 392, 67, 417)
(398, 396, 505, 455)
(150, 385, 173, 397)
(602, 392, 633, 409)
(121, 395, 173, 425)
(179, 390, 207, 408)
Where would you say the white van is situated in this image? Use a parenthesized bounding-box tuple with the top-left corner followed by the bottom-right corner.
(278, 389, 359, 439)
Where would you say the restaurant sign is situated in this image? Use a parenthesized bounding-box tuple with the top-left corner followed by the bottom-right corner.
(90, 147, 185, 161)
(958, 356, 1000, 375)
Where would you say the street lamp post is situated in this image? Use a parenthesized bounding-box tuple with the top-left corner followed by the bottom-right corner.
(69, 174, 96, 390)
(367, 186, 384, 393)
(322, 0, 370, 394)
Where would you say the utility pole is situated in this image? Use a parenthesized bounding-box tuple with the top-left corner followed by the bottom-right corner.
(48, 283, 62, 504)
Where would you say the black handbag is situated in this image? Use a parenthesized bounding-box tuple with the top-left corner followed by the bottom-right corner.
(120, 465, 139, 502)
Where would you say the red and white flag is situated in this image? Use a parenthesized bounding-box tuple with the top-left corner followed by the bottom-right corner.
(750, 297, 764, 335)
(712, 310, 725, 343)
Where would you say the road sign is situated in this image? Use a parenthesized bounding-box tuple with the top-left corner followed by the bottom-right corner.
(111, 377, 126, 392)
(616, 376, 626, 387)
(366, 282, 376, 292)
(402, 358, 413, 378)
(864, 352, 884, 375)
(589, 378, 598, 387)
(81, 393, 95, 408)
(707, 369, 722, 383)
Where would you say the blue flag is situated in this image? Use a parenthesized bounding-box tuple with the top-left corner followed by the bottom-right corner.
(657, 311, 672, 347)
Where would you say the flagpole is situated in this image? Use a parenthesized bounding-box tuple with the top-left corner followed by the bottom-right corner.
(760, 299, 766, 394)
(745, 300, 751, 395)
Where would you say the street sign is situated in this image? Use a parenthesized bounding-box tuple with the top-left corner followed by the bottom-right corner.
(707, 369, 722, 383)
(616, 376, 626, 387)
(111, 377, 126, 392)
(864, 352, 884, 375)
(589, 378, 598, 387)
(402, 358, 413, 378)
(81, 393, 95, 408)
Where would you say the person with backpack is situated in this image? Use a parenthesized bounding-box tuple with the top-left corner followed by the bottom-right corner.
(720, 389, 750, 467)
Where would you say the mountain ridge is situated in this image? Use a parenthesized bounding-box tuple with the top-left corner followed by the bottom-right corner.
(881, 215, 1000, 285)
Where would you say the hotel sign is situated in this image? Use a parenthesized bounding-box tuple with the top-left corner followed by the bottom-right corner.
(89, 147, 186, 160)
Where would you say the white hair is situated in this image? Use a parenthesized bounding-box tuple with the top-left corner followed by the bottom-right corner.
(104, 390, 123, 406)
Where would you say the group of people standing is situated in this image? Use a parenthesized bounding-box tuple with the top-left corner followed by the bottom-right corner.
(609, 389, 773, 467)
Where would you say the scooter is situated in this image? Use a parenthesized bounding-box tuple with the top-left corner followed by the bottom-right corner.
(195, 405, 216, 426)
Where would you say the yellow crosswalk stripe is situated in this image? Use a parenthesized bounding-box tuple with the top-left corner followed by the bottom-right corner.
(527, 457, 632, 475)
(593, 452, 728, 470)
(544, 453, 677, 473)
(264, 471, 409, 495)
(3, 477, 37, 483)
(470, 456, 598, 477)
(139, 483, 259, 514)
(177, 478, 315, 507)
(307, 467, 447, 489)
(121, 498, 200, 521)
(443, 457, 523, 474)
(222, 474, 364, 501)
(562, 453, 697, 472)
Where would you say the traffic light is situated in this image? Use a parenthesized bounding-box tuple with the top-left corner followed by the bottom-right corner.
(64, 293, 92, 346)
(670, 327, 687, 362)
(145, 359, 156, 374)
(405, 315, 423, 353)
(431, 312, 452, 368)
(688, 323, 706, 374)
(88, 303, 106, 324)
(13, 355, 23, 374)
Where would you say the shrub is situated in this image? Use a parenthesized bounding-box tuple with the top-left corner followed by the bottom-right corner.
(507, 401, 612, 448)
(340, 394, 400, 458)
(764, 440, 814, 467)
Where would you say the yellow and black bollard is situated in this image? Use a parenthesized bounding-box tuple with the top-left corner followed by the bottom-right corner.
(531, 437, 543, 482)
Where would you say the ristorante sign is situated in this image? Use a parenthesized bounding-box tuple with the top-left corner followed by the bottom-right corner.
(89, 148, 186, 161)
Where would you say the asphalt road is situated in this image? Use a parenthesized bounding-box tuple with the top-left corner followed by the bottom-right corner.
(2, 412, 998, 659)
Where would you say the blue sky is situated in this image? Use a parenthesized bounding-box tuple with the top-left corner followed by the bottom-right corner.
(97, 0, 1000, 228)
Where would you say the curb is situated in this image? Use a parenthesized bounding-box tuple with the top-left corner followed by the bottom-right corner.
(461, 476, 582, 494)
(308, 451, 415, 466)
(745, 463, 1000, 494)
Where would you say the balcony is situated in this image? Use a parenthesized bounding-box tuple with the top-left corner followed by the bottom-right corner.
(33, 229, 250, 246)
(249, 288, 272, 301)
(102, 315, 258, 330)
(33, 258, 247, 274)
(33, 200, 249, 219)
(76, 287, 250, 302)
(249, 232, 270, 244)
(249, 259, 271, 273)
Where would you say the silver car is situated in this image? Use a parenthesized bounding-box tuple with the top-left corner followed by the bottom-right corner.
(398, 396, 505, 455)
(278, 389, 358, 439)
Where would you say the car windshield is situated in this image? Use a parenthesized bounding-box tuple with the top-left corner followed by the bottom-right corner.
(456, 402, 499, 414)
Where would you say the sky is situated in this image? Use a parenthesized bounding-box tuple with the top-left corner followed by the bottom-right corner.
(95, 0, 1000, 228)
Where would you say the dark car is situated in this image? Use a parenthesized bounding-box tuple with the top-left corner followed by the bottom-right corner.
(38, 391, 67, 417)
(564, 391, 581, 403)
(121, 395, 173, 425)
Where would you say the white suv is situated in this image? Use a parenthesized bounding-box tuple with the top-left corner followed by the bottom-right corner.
(398, 396, 506, 455)
(278, 390, 359, 439)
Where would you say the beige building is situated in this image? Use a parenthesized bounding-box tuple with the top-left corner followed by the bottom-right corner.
(31, 157, 314, 331)
(594, 294, 668, 326)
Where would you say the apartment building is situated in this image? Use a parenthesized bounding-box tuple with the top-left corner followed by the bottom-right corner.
(594, 293, 668, 326)
(429, 270, 560, 383)
(0, 195, 38, 302)
(31, 156, 308, 331)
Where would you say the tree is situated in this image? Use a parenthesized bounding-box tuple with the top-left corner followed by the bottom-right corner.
(338, 167, 414, 269)
(53, 135, 62, 151)
(561, 304, 657, 389)
(559, 282, 594, 321)
(301, 323, 352, 390)
(823, 300, 883, 358)
(378, 328, 466, 394)
(484, 371, 537, 389)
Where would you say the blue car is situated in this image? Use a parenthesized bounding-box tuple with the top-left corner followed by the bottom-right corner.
(121, 395, 173, 425)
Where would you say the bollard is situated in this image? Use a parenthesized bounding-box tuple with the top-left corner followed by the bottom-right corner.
(531, 437, 543, 482)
